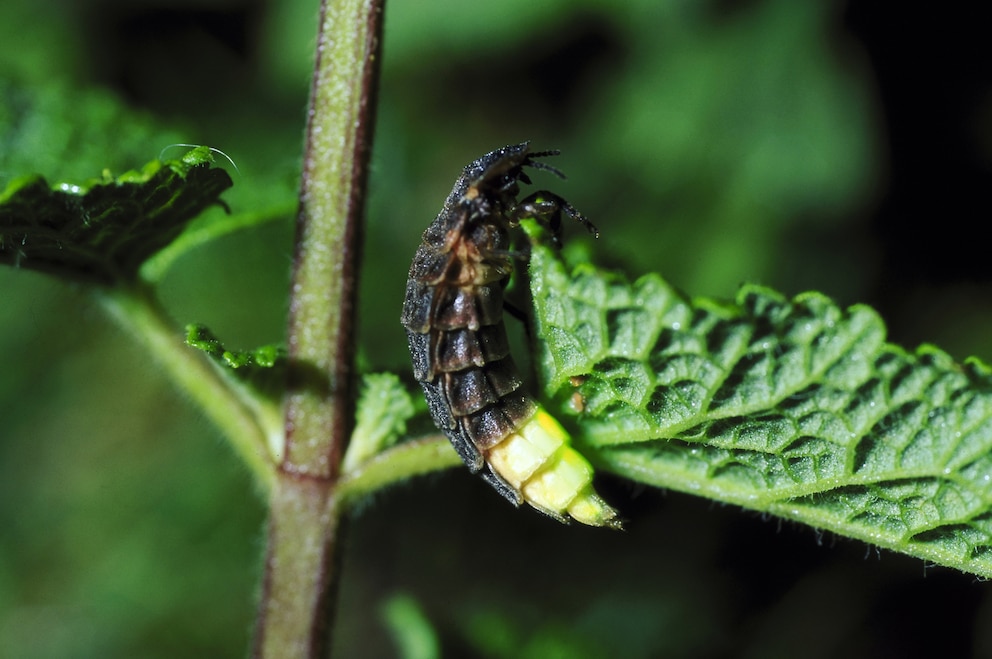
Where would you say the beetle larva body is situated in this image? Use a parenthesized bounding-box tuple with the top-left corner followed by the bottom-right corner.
(401, 142, 620, 528)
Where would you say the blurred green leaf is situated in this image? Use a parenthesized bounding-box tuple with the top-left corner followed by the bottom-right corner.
(380, 594, 440, 659)
(0, 146, 232, 283)
(525, 218, 992, 578)
(463, 606, 610, 659)
(0, 79, 184, 182)
(587, 0, 879, 296)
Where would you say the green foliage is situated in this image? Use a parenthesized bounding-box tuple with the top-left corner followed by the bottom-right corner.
(185, 323, 286, 391)
(464, 607, 611, 659)
(380, 594, 441, 659)
(0, 80, 184, 183)
(0, 147, 232, 283)
(185, 323, 284, 370)
(373, 0, 878, 313)
(524, 219, 992, 578)
(343, 373, 417, 473)
(1, 0, 978, 656)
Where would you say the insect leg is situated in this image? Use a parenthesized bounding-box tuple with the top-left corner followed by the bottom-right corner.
(502, 298, 528, 325)
(514, 191, 599, 241)
(500, 297, 537, 357)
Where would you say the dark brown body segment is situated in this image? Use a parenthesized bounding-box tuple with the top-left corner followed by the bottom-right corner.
(400, 142, 552, 505)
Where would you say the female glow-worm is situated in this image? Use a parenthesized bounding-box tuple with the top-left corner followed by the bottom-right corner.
(400, 142, 620, 527)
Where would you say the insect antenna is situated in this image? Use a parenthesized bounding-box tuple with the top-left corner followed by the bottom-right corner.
(525, 157, 567, 180)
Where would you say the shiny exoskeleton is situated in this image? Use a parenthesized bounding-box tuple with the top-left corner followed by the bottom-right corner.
(401, 142, 619, 527)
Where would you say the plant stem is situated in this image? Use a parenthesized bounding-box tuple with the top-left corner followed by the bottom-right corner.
(97, 283, 277, 490)
(253, 0, 383, 654)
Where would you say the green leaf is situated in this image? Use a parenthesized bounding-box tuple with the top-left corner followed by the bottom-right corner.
(0, 146, 233, 283)
(343, 373, 417, 473)
(0, 80, 185, 184)
(523, 218, 992, 578)
(380, 594, 441, 659)
(184, 323, 286, 396)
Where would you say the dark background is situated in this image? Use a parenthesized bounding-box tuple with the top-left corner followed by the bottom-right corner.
(2, 0, 991, 656)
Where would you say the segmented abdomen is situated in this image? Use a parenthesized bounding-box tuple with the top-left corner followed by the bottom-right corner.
(402, 237, 535, 475)
(400, 143, 619, 527)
